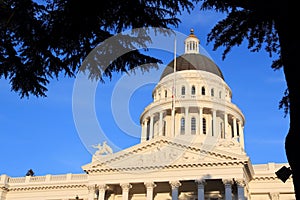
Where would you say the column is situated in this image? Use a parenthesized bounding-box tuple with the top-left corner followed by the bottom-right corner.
(0, 188, 8, 200)
(97, 184, 107, 200)
(144, 182, 156, 200)
(199, 107, 203, 135)
(149, 115, 154, 139)
(87, 185, 96, 200)
(145, 119, 148, 140)
(195, 179, 205, 200)
(171, 108, 175, 137)
(141, 119, 147, 142)
(159, 112, 164, 136)
(224, 113, 228, 139)
(212, 109, 216, 136)
(185, 107, 189, 134)
(238, 122, 245, 149)
(169, 181, 181, 200)
(235, 179, 245, 200)
(120, 183, 132, 200)
(223, 179, 233, 200)
(232, 117, 237, 138)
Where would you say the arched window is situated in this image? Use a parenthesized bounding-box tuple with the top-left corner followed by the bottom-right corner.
(219, 91, 222, 99)
(191, 117, 196, 134)
(211, 88, 214, 97)
(191, 85, 196, 95)
(181, 86, 186, 96)
(165, 90, 167, 98)
(202, 118, 207, 134)
(201, 86, 205, 95)
(180, 117, 185, 134)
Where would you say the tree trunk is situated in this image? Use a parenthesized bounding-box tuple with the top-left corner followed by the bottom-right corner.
(276, 10, 300, 199)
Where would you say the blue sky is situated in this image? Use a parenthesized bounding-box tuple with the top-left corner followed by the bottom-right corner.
(0, 5, 289, 177)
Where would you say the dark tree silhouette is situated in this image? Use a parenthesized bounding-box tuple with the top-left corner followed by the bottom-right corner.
(199, 0, 299, 198)
(0, 0, 198, 97)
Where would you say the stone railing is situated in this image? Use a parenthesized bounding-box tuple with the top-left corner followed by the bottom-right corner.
(1, 173, 88, 185)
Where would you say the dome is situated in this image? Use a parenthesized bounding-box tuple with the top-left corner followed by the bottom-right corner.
(160, 53, 224, 80)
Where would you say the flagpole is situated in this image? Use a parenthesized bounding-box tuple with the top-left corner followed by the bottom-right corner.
(171, 37, 177, 137)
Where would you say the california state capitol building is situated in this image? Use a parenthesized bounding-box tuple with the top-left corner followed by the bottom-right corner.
(0, 30, 295, 200)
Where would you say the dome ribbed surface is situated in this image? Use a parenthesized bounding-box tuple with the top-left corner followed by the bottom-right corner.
(160, 54, 224, 80)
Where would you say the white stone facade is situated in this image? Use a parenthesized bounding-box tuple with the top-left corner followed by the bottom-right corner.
(0, 30, 295, 200)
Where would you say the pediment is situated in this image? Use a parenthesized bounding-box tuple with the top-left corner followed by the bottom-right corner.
(82, 136, 249, 173)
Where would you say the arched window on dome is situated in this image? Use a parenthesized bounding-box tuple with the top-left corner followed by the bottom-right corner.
(191, 117, 196, 134)
(201, 86, 206, 95)
(180, 117, 185, 134)
(181, 86, 186, 96)
(191, 85, 196, 96)
(211, 88, 214, 97)
(219, 91, 222, 99)
(202, 118, 207, 134)
(164, 90, 167, 99)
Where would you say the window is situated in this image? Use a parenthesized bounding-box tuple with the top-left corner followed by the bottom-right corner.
(211, 88, 214, 96)
(165, 90, 167, 98)
(203, 118, 206, 134)
(191, 117, 196, 134)
(219, 91, 222, 98)
(201, 86, 205, 95)
(181, 86, 186, 96)
(180, 117, 185, 134)
(191, 85, 196, 95)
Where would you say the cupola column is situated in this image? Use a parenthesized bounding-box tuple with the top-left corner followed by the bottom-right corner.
(159, 111, 164, 136)
(238, 122, 245, 149)
(149, 115, 154, 139)
(224, 113, 228, 139)
(121, 183, 132, 200)
(185, 107, 189, 135)
(195, 179, 206, 200)
(199, 107, 203, 135)
(169, 181, 181, 200)
(212, 109, 217, 136)
(232, 117, 237, 138)
(141, 118, 148, 142)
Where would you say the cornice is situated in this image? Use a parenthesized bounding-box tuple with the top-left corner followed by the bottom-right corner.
(86, 160, 247, 174)
(9, 184, 87, 191)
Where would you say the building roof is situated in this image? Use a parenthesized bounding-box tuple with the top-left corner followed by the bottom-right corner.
(160, 53, 225, 80)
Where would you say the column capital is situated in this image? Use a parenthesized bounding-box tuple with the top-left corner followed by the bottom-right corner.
(87, 184, 96, 191)
(97, 184, 107, 192)
(222, 179, 233, 186)
(169, 180, 181, 189)
(120, 183, 132, 190)
(195, 179, 206, 185)
(144, 182, 157, 189)
(235, 179, 246, 187)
